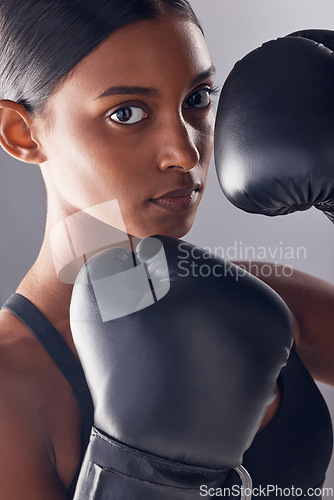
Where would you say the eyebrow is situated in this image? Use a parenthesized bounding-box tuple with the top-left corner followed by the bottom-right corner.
(95, 64, 216, 100)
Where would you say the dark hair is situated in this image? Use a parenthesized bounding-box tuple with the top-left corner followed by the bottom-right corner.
(0, 0, 202, 114)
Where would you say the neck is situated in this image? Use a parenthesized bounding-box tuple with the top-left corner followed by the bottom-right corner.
(16, 200, 137, 352)
(16, 215, 75, 351)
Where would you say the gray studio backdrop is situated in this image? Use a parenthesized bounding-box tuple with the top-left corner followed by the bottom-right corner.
(188, 0, 334, 488)
(0, 0, 333, 489)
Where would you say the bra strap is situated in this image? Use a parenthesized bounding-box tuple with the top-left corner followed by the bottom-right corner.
(2, 292, 94, 496)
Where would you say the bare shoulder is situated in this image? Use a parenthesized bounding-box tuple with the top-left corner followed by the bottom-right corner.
(0, 308, 81, 498)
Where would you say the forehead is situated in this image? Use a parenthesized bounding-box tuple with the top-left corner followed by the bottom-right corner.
(59, 15, 212, 99)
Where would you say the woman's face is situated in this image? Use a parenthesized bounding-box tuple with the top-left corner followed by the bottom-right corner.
(37, 14, 215, 239)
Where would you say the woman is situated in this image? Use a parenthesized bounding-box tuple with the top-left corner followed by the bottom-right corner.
(0, 0, 332, 498)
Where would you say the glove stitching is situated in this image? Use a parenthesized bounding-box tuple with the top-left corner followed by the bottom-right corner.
(92, 428, 229, 477)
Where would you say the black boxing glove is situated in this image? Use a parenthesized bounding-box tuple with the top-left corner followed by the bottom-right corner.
(214, 30, 334, 223)
(70, 236, 293, 499)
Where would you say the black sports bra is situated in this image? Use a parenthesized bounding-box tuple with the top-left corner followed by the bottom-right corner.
(243, 343, 333, 497)
(2, 292, 333, 498)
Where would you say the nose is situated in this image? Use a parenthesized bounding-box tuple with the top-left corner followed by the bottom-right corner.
(156, 114, 200, 172)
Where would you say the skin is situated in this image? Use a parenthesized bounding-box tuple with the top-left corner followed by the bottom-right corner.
(0, 14, 216, 498)
(0, 11, 333, 500)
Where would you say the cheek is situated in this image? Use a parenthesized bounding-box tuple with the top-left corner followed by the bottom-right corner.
(196, 110, 215, 169)
(45, 117, 149, 210)
(69, 118, 152, 179)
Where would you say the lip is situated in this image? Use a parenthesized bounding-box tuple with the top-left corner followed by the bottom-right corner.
(150, 185, 201, 213)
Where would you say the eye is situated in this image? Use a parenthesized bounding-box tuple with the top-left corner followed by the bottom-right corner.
(108, 106, 148, 125)
(184, 85, 220, 110)
(184, 88, 212, 109)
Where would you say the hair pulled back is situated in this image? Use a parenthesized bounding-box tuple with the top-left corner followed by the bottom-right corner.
(0, 0, 201, 113)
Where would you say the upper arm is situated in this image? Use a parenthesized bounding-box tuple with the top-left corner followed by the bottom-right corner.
(0, 418, 67, 500)
(0, 361, 68, 499)
(234, 261, 334, 385)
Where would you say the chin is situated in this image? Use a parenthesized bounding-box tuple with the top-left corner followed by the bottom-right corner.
(129, 217, 194, 241)
(149, 221, 193, 240)
(162, 226, 191, 239)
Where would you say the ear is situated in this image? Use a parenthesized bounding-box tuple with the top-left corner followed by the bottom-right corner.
(0, 100, 47, 164)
